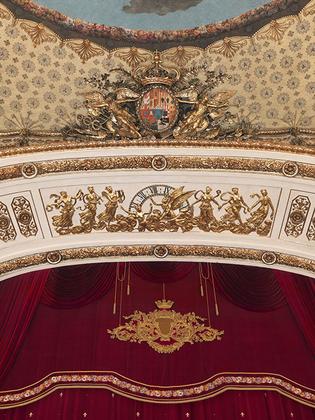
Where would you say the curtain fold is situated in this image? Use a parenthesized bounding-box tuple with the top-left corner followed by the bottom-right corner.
(274, 270, 315, 353)
(214, 264, 286, 311)
(41, 263, 115, 309)
(0, 270, 49, 384)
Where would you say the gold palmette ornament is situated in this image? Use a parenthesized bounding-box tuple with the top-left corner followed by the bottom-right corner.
(107, 299, 224, 354)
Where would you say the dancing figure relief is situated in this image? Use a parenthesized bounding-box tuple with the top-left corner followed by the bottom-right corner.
(47, 185, 275, 237)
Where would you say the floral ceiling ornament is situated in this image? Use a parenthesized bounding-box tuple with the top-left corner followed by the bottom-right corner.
(0, 5, 12, 19)
(114, 47, 153, 69)
(162, 46, 202, 67)
(64, 39, 107, 63)
(108, 299, 224, 353)
(19, 22, 59, 47)
(255, 16, 297, 42)
(207, 37, 249, 59)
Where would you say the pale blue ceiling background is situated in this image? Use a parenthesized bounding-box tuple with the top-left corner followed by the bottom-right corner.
(37, 0, 268, 30)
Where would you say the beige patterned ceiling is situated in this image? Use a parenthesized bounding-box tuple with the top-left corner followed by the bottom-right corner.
(0, 0, 314, 133)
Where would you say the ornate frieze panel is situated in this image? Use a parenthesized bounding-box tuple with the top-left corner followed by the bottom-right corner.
(42, 183, 278, 238)
(11, 196, 38, 237)
(284, 195, 311, 238)
(0, 201, 16, 242)
(0, 151, 314, 279)
(281, 190, 315, 242)
(306, 210, 315, 241)
(0, 192, 40, 244)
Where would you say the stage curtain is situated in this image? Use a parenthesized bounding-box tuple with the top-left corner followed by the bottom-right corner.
(275, 270, 315, 353)
(0, 389, 314, 420)
(0, 270, 49, 383)
(41, 263, 115, 309)
(214, 264, 286, 311)
(0, 263, 314, 418)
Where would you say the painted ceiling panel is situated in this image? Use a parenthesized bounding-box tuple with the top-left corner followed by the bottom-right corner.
(35, 0, 268, 30)
(0, 1, 314, 137)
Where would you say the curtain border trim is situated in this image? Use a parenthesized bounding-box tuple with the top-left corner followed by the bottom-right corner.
(0, 371, 314, 409)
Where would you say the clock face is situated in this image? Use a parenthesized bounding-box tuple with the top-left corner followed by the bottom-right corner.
(129, 184, 191, 213)
(129, 185, 174, 211)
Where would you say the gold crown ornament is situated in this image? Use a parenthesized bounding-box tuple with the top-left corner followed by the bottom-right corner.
(155, 299, 174, 309)
(134, 51, 180, 87)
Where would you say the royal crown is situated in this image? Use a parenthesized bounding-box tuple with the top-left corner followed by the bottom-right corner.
(155, 299, 174, 309)
(134, 51, 180, 87)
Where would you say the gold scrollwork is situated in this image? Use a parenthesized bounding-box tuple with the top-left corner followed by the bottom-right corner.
(46, 185, 275, 237)
(11, 196, 38, 237)
(284, 195, 311, 238)
(306, 209, 315, 241)
(0, 202, 16, 242)
(108, 299, 224, 353)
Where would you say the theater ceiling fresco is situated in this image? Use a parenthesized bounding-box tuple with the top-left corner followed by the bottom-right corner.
(0, 0, 314, 151)
(28, 0, 268, 29)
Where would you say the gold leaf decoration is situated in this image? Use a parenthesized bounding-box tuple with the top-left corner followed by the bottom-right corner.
(65, 39, 106, 63)
(108, 300, 224, 353)
(20, 22, 59, 47)
(114, 47, 152, 69)
(302, 0, 315, 16)
(255, 16, 296, 42)
(207, 37, 248, 59)
(162, 46, 202, 66)
(0, 5, 12, 20)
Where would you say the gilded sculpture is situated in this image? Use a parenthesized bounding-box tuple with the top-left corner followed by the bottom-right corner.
(108, 299, 224, 354)
(63, 52, 255, 141)
(46, 184, 275, 237)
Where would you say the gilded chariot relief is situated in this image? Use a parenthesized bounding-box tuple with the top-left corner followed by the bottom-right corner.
(63, 52, 256, 141)
(45, 184, 275, 237)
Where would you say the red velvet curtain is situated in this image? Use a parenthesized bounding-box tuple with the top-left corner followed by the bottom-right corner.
(274, 270, 315, 353)
(0, 270, 49, 383)
(0, 389, 314, 420)
(41, 264, 115, 309)
(0, 263, 314, 419)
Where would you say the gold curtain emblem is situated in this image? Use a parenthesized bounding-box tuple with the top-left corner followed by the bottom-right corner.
(108, 300, 224, 353)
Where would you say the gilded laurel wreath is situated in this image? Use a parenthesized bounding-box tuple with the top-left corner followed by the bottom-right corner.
(108, 300, 224, 353)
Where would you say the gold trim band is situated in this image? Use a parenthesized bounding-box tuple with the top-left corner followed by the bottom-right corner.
(0, 245, 313, 278)
(0, 156, 314, 182)
(0, 371, 313, 409)
(0, 138, 315, 158)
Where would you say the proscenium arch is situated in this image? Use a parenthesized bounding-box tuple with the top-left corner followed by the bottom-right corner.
(0, 144, 314, 282)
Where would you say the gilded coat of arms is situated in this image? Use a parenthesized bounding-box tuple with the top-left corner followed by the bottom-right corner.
(108, 299, 224, 353)
(63, 51, 255, 141)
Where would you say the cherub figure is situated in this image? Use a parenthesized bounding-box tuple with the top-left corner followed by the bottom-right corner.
(173, 91, 234, 138)
(84, 92, 141, 139)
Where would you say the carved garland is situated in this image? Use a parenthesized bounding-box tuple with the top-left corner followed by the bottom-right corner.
(0, 157, 314, 182)
(0, 246, 314, 278)
(0, 372, 313, 408)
